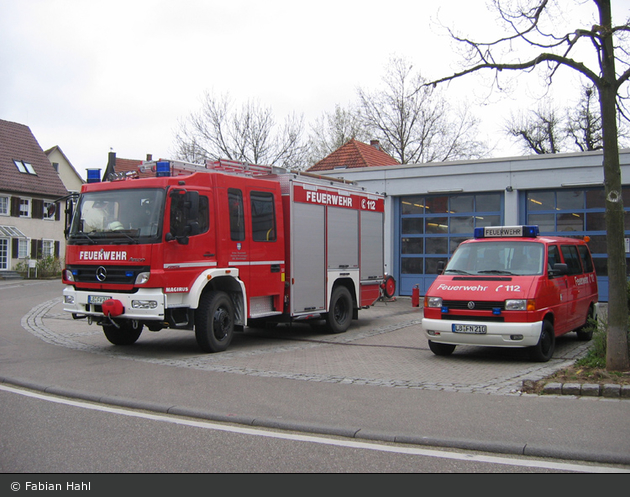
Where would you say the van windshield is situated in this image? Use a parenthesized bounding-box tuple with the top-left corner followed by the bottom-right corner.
(445, 241, 544, 276)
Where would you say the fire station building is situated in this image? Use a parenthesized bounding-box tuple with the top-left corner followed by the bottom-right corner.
(326, 147, 630, 302)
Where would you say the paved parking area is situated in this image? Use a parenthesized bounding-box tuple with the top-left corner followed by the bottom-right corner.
(24, 295, 591, 396)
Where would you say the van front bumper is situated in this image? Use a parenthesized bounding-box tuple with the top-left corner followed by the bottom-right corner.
(421, 318, 543, 348)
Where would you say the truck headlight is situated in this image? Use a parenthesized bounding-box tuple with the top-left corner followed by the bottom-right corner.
(135, 272, 150, 285)
(132, 300, 158, 309)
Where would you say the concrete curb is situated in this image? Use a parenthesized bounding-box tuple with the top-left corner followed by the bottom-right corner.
(2, 374, 629, 467)
(540, 381, 630, 398)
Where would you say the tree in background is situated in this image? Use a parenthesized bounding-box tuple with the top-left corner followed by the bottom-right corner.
(174, 91, 309, 169)
(506, 101, 566, 154)
(307, 104, 369, 166)
(357, 57, 487, 164)
(428, 0, 630, 371)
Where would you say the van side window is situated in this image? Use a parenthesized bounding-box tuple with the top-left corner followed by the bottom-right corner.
(250, 191, 276, 242)
(228, 189, 245, 241)
(561, 245, 583, 275)
(547, 245, 560, 271)
(578, 245, 594, 273)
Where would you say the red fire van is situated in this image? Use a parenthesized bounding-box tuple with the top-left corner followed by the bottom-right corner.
(421, 225, 598, 362)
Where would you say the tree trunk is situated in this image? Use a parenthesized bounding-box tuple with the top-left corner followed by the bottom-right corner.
(598, 0, 630, 371)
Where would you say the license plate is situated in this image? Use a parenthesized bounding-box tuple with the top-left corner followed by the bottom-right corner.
(88, 295, 112, 305)
(452, 324, 487, 334)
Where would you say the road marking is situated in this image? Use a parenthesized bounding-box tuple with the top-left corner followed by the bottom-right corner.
(1, 384, 627, 473)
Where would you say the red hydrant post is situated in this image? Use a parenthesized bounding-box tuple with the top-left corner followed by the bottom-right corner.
(412, 284, 420, 307)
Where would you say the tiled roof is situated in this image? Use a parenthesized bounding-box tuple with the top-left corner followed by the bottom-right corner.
(307, 139, 399, 172)
(108, 154, 158, 179)
(0, 119, 68, 197)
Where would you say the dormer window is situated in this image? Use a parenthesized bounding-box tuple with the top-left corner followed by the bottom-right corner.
(13, 159, 36, 175)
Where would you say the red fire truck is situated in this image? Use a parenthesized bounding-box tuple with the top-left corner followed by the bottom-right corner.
(62, 159, 391, 352)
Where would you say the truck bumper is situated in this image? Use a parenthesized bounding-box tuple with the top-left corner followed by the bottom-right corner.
(62, 286, 166, 321)
(421, 318, 543, 348)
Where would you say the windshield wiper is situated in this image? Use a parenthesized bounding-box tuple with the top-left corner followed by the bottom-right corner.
(478, 270, 515, 275)
(445, 269, 471, 275)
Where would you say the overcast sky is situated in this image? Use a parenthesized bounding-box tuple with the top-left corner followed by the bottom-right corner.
(1, 0, 629, 179)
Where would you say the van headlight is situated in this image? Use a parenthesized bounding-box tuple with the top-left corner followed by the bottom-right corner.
(425, 297, 443, 308)
(505, 299, 536, 311)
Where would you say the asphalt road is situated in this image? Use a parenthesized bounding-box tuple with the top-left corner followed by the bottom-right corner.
(1, 278, 629, 472)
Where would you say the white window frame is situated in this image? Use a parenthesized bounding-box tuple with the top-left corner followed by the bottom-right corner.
(42, 239, 54, 258)
(19, 198, 31, 218)
(43, 200, 55, 221)
(18, 238, 30, 259)
(0, 196, 8, 216)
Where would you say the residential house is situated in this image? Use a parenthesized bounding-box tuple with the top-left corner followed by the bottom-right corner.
(45, 145, 84, 193)
(307, 139, 399, 172)
(0, 119, 69, 275)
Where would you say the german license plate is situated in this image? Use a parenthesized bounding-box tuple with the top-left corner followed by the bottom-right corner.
(88, 295, 112, 305)
(452, 324, 487, 334)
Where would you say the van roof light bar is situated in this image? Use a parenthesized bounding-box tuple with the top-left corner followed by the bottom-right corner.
(474, 225, 539, 239)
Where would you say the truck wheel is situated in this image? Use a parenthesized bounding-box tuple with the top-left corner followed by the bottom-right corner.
(102, 321, 143, 345)
(428, 340, 456, 356)
(528, 320, 555, 362)
(195, 291, 234, 352)
(576, 306, 595, 341)
(326, 286, 353, 334)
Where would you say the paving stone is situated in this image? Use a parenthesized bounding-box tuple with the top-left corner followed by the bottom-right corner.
(602, 384, 621, 398)
(580, 383, 601, 397)
(620, 385, 630, 399)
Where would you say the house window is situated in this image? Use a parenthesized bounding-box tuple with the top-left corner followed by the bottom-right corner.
(43, 201, 55, 220)
(19, 198, 31, 218)
(0, 196, 8, 216)
(42, 240, 54, 258)
(13, 160, 37, 175)
(18, 238, 30, 259)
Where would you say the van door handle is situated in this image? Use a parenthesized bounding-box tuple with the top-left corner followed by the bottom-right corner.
(271, 264, 280, 273)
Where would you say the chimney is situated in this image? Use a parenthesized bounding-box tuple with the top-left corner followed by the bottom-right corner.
(103, 151, 116, 181)
(146, 154, 153, 161)
(370, 140, 380, 151)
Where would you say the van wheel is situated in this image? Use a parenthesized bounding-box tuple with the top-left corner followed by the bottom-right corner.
(428, 340, 456, 356)
(576, 306, 595, 341)
(102, 321, 143, 345)
(529, 320, 555, 362)
(326, 286, 353, 334)
(195, 291, 234, 352)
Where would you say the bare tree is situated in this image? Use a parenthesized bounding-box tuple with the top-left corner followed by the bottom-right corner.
(506, 101, 567, 154)
(566, 83, 604, 151)
(428, 0, 630, 371)
(307, 104, 370, 165)
(357, 57, 487, 164)
(174, 91, 309, 169)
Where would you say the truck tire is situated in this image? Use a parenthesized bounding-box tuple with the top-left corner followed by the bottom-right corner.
(528, 320, 555, 362)
(326, 286, 353, 334)
(575, 305, 595, 341)
(428, 340, 456, 356)
(195, 291, 234, 352)
(102, 321, 143, 345)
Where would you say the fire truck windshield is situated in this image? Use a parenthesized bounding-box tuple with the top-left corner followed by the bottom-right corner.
(445, 241, 544, 276)
(69, 189, 165, 243)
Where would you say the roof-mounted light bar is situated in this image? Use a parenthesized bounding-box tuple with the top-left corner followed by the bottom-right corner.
(474, 225, 540, 239)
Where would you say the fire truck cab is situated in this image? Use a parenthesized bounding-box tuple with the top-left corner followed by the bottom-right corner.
(421, 225, 598, 362)
(62, 159, 388, 353)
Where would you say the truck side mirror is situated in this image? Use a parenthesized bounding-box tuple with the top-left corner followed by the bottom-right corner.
(166, 189, 199, 244)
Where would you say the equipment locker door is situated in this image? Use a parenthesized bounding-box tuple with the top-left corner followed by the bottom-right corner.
(291, 202, 326, 314)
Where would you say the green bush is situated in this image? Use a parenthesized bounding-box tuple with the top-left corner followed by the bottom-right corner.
(575, 316, 607, 369)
